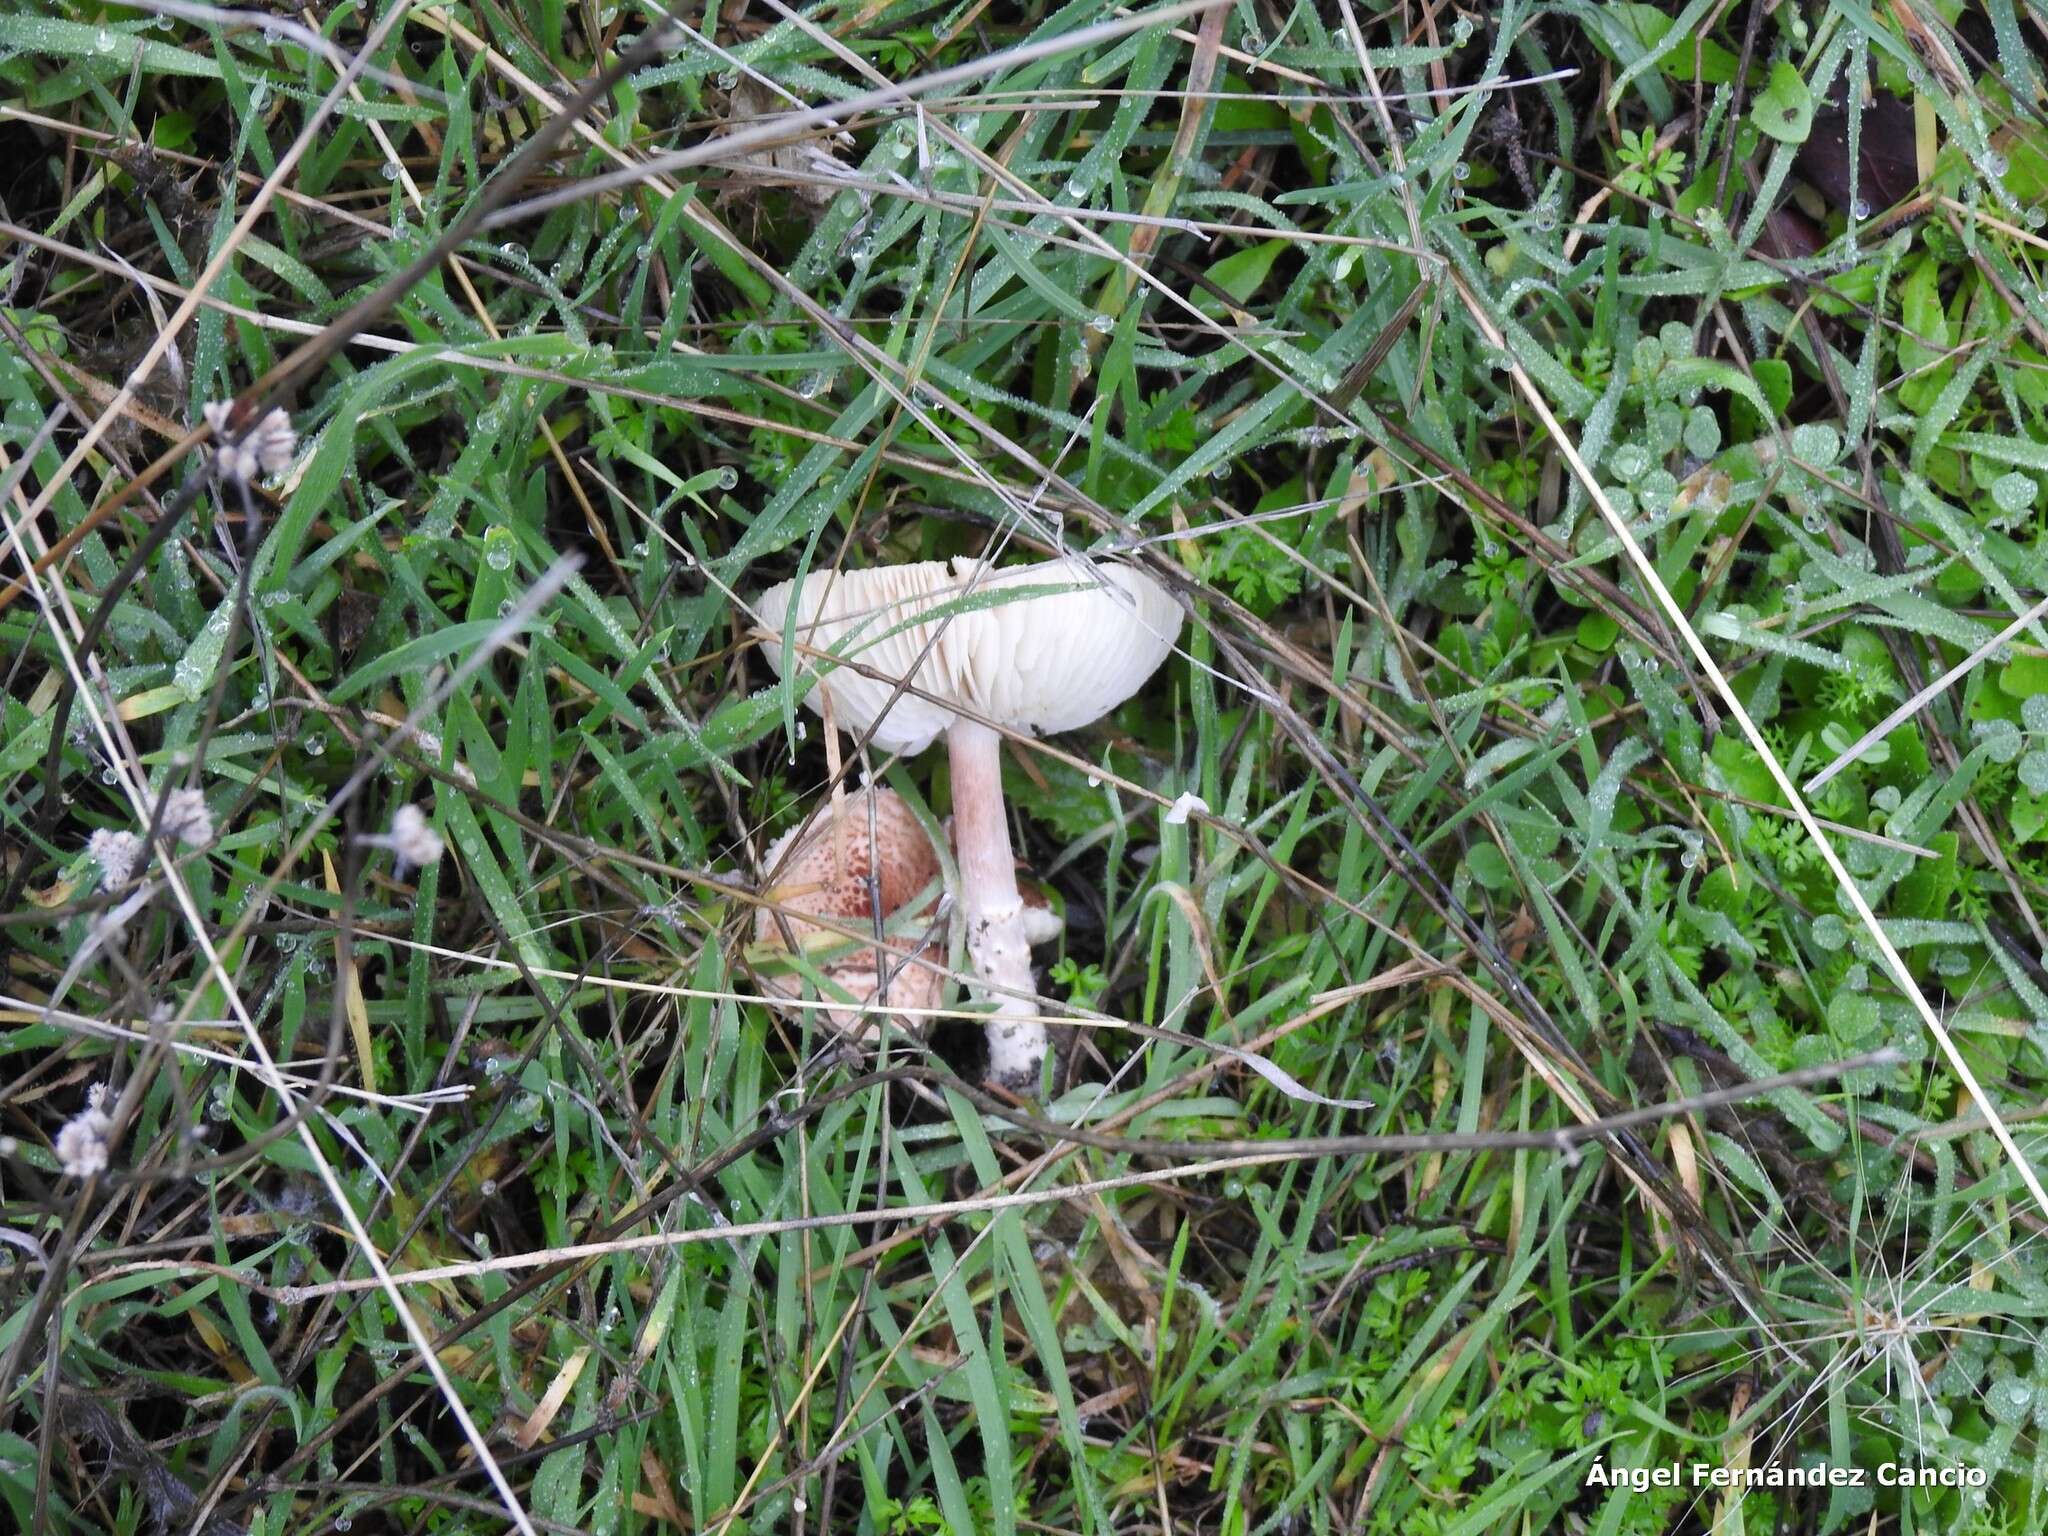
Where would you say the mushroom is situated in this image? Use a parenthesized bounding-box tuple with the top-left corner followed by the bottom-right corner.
(755, 556, 1181, 1085)
(752, 786, 945, 1039)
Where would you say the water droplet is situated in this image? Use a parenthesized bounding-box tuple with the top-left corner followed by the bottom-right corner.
(207, 1093, 231, 1122)
(1086, 312, 1115, 335)
(716, 467, 739, 490)
(484, 541, 514, 572)
(1992, 472, 2036, 517)
(1986, 152, 2009, 177)
(95, 28, 116, 52)
(305, 733, 326, 757)
(1453, 161, 1470, 182)
(1850, 198, 1870, 219)
(479, 1179, 497, 1197)
(1802, 510, 1826, 535)
(380, 161, 401, 180)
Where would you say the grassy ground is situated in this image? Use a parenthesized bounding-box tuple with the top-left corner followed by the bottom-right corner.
(5, 1, 2048, 1532)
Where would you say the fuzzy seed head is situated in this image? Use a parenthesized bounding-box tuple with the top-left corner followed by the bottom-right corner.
(161, 787, 214, 848)
(88, 827, 145, 887)
(388, 804, 443, 867)
(202, 402, 296, 484)
(56, 1094, 115, 1179)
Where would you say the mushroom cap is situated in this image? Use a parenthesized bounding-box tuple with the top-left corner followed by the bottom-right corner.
(755, 557, 1182, 754)
(753, 787, 945, 1035)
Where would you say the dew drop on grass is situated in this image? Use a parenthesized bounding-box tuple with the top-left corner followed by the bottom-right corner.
(1789, 422, 1840, 464)
(1802, 510, 1826, 534)
(1988, 1377, 2033, 1424)
(380, 161, 401, 180)
(717, 466, 739, 490)
(1086, 311, 1115, 335)
(1991, 472, 2036, 516)
(1607, 444, 1649, 483)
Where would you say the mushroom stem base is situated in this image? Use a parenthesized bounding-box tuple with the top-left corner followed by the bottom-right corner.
(948, 720, 1045, 1087)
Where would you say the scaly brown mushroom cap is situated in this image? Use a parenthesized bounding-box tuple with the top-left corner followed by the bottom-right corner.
(753, 787, 944, 1038)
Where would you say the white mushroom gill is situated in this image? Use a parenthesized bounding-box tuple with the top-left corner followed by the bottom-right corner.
(755, 556, 1181, 1086)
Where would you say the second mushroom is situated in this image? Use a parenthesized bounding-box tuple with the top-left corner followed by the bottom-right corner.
(756, 555, 1181, 1086)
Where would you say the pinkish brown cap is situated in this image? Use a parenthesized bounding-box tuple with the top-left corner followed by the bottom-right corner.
(751, 787, 945, 1037)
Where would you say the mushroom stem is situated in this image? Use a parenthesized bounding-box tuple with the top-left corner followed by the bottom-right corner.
(946, 719, 1044, 1084)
